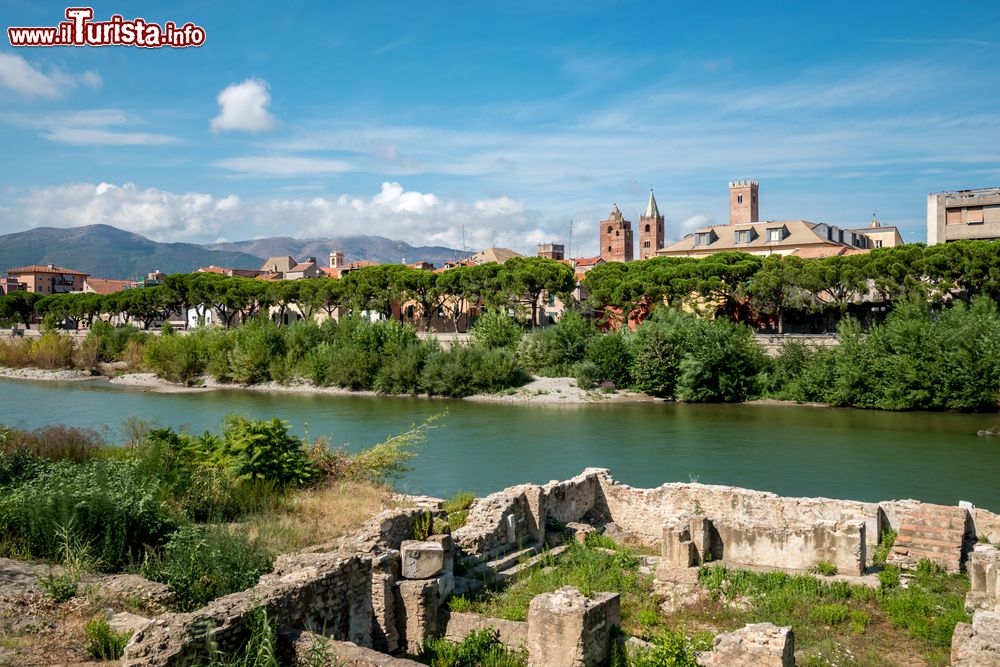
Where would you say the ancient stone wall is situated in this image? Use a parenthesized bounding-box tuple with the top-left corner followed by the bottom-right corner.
(441, 611, 528, 649)
(595, 471, 879, 561)
(122, 552, 372, 667)
(714, 519, 866, 575)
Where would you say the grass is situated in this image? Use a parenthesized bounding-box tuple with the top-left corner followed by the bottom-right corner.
(420, 628, 527, 667)
(667, 564, 970, 667)
(84, 617, 132, 660)
(442, 491, 476, 531)
(451, 535, 659, 635)
(247, 480, 396, 554)
(809, 560, 838, 576)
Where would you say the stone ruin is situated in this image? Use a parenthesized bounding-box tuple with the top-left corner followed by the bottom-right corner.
(120, 468, 1000, 666)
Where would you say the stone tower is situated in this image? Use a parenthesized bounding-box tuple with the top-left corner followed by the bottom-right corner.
(599, 205, 634, 263)
(729, 180, 759, 225)
(638, 189, 664, 260)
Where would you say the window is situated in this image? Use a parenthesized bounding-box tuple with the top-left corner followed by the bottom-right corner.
(946, 208, 963, 225)
(615, 230, 619, 236)
(645, 223, 650, 232)
(607, 226, 613, 233)
(737, 194, 743, 204)
(643, 240, 651, 248)
(695, 232, 714, 247)
(967, 206, 984, 224)
(607, 246, 612, 252)
(875, 240, 883, 248)
(734, 229, 754, 244)
(766, 228, 784, 242)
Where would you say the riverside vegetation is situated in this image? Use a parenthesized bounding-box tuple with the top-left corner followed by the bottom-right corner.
(0, 414, 435, 661)
(5, 294, 1000, 410)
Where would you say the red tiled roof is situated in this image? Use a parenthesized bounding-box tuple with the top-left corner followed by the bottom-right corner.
(574, 257, 602, 267)
(8, 264, 89, 276)
(84, 278, 136, 295)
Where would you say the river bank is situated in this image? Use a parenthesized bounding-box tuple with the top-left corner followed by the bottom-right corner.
(1, 365, 656, 405)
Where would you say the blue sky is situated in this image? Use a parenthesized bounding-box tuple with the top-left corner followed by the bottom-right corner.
(1, 0, 999, 255)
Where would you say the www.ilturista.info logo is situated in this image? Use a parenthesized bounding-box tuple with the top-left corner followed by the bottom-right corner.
(8, 8, 206, 48)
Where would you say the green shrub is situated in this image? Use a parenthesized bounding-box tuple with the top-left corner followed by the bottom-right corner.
(788, 298, 1000, 411)
(421, 628, 527, 667)
(228, 319, 286, 385)
(810, 560, 838, 576)
(85, 617, 133, 660)
(518, 312, 595, 375)
(143, 330, 208, 385)
(84, 320, 148, 363)
(374, 343, 433, 394)
(624, 627, 708, 667)
(0, 459, 177, 571)
(585, 331, 634, 388)
(872, 529, 897, 566)
(810, 603, 849, 625)
(848, 609, 872, 633)
(878, 564, 901, 589)
(573, 360, 601, 389)
(471, 309, 523, 350)
(421, 345, 527, 397)
(141, 525, 274, 611)
(29, 331, 76, 369)
(442, 491, 476, 514)
(219, 415, 317, 487)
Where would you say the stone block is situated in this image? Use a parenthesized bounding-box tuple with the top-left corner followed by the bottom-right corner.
(427, 534, 454, 573)
(660, 524, 697, 570)
(526, 586, 620, 667)
(972, 610, 1000, 638)
(565, 522, 596, 544)
(699, 623, 794, 667)
(436, 572, 455, 600)
(952, 611, 1000, 667)
(400, 540, 445, 580)
(395, 578, 441, 655)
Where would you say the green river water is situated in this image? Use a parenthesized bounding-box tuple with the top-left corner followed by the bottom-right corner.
(2, 378, 998, 509)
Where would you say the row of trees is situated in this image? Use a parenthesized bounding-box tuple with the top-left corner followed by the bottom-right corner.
(3, 240, 1000, 333)
(0, 257, 577, 330)
(582, 239, 1000, 332)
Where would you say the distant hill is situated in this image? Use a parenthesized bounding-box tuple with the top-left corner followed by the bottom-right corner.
(0, 225, 470, 280)
(205, 235, 466, 268)
(0, 225, 264, 279)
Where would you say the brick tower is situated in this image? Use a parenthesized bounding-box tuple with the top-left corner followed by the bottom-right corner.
(729, 180, 759, 225)
(599, 205, 634, 262)
(638, 188, 664, 260)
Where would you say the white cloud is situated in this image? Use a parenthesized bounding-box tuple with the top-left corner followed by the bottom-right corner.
(211, 78, 276, 133)
(213, 155, 352, 177)
(0, 181, 549, 253)
(1, 109, 176, 145)
(0, 52, 101, 99)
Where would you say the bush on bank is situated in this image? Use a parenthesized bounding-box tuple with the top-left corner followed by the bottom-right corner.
(0, 414, 429, 609)
(769, 296, 1000, 411)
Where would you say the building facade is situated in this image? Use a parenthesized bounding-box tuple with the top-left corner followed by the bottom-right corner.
(537, 243, 565, 260)
(638, 190, 664, 260)
(729, 180, 759, 225)
(599, 206, 634, 263)
(6, 264, 88, 294)
(927, 187, 1000, 245)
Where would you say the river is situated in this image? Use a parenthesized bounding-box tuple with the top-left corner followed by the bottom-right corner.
(2, 377, 998, 509)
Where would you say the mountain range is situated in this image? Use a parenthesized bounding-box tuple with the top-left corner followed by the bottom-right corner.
(0, 225, 467, 280)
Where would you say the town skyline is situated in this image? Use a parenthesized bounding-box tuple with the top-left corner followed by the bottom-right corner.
(2, 1, 1000, 255)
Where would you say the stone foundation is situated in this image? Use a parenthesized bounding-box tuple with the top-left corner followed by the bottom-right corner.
(698, 623, 795, 666)
(121, 470, 996, 666)
(526, 587, 620, 667)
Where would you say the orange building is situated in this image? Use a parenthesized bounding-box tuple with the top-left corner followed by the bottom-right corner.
(6, 264, 88, 295)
